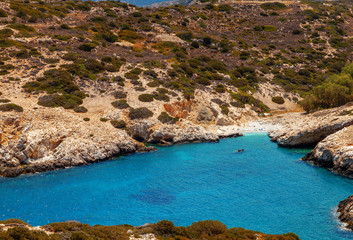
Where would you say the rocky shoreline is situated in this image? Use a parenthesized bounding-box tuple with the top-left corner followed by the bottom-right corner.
(0, 110, 244, 178)
(337, 195, 353, 231)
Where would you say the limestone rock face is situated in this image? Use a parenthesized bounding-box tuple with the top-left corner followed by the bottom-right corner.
(337, 195, 353, 231)
(302, 125, 353, 177)
(150, 122, 219, 144)
(0, 108, 226, 177)
(129, 120, 158, 142)
(269, 104, 353, 147)
(0, 111, 155, 178)
(128, 120, 219, 144)
(215, 117, 233, 126)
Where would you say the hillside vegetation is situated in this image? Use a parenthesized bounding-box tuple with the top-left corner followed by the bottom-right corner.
(0, 0, 353, 115)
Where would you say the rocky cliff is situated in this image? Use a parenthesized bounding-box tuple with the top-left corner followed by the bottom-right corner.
(0, 99, 244, 177)
(337, 195, 353, 231)
(302, 125, 353, 177)
(269, 104, 353, 147)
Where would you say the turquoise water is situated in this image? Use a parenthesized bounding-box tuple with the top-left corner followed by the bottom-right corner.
(1, 133, 353, 240)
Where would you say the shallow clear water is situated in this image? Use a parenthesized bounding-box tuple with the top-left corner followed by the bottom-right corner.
(1, 133, 353, 240)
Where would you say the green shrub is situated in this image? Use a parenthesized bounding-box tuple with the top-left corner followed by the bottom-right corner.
(111, 100, 130, 109)
(254, 25, 264, 31)
(0, 219, 30, 225)
(272, 96, 285, 104)
(15, 50, 30, 59)
(0, 38, 17, 48)
(292, 29, 303, 35)
(84, 59, 104, 73)
(23, 69, 85, 108)
(176, 32, 193, 41)
(153, 41, 179, 54)
(114, 91, 127, 99)
(158, 112, 178, 124)
(131, 12, 142, 17)
(119, 30, 144, 43)
(78, 43, 96, 52)
(231, 92, 270, 112)
(74, 106, 88, 113)
(138, 94, 154, 102)
(196, 77, 211, 85)
(77, 4, 91, 11)
(217, 4, 232, 13)
(8, 23, 35, 32)
(124, 72, 139, 80)
(0, 29, 14, 38)
(230, 101, 245, 108)
(154, 220, 175, 235)
(0, 103, 23, 112)
(0, 99, 10, 103)
(264, 25, 277, 32)
(260, 2, 286, 10)
(187, 220, 227, 237)
(215, 84, 226, 93)
(83, 118, 90, 121)
(110, 120, 126, 129)
(191, 41, 199, 48)
(38, 94, 82, 109)
(60, 24, 70, 29)
(0, 9, 8, 18)
(91, 16, 106, 22)
(8, 227, 34, 240)
(220, 105, 229, 115)
(129, 107, 153, 120)
(144, 70, 158, 78)
(300, 63, 353, 112)
(203, 36, 212, 46)
(100, 118, 108, 122)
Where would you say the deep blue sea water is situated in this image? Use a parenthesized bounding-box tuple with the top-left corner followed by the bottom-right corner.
(121, 0, 166, 7)
(1, 133, 353, 240)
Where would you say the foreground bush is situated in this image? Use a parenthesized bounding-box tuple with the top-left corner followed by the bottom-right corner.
(187, 220, 227, 237)
(0, 219, 300, 240)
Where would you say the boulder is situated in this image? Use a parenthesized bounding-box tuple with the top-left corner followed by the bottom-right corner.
(197, 107, 214, 122)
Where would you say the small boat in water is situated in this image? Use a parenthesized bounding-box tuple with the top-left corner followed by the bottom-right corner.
(235, 149, 245, 153)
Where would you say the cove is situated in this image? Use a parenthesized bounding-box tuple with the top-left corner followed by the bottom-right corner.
(1, 133, 353, 240)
